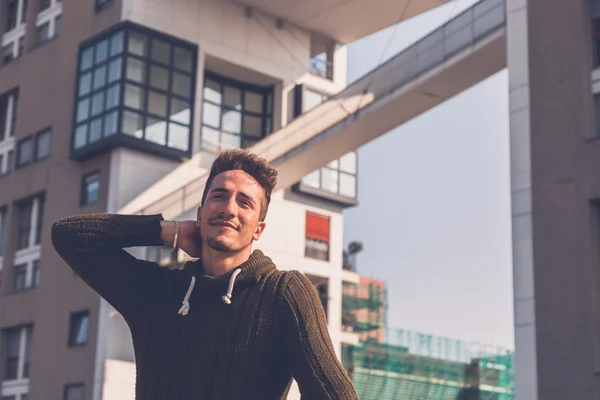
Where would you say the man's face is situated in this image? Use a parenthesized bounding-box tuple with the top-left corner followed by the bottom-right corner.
(197, 170, 266, 253)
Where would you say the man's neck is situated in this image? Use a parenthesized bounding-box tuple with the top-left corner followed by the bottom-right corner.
(201, 247, 252, 277)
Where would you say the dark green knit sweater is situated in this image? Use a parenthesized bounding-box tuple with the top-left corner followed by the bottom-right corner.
(51, 213, 358, 400)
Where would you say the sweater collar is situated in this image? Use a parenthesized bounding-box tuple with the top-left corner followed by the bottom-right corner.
(182, 249, 275, 294)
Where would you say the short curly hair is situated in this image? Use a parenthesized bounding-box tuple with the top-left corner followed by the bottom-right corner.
(201, 149, 279, 221)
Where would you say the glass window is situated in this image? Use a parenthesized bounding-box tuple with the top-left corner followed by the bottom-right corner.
(35, 128, 51, 160)
(64, 383, 85, 400)
(37, 22, 50, 44)
(300, 151, 358, 199)
(72, 25, 196, 157)
(200, 72, 273, 150)
(0, 208, 6, 256)
(13, 264, 27, 291)
(81, 171, 100, 205)
(16, 137, 33, 168)
(151, 39, 170, 65)
(96, 0, 114, 12)
(128, 32, 147, 57)
(68, 311, 90, 346)
(174, 47, 193, 72)
(31, 260, 40, 288)
(110, 31, 124, 56)
(4, 328, 21, 380)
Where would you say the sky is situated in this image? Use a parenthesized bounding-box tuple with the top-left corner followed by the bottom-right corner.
(343, 0, 514, 350)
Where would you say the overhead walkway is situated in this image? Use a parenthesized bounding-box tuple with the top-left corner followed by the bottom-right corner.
(120, 0, 507, 218)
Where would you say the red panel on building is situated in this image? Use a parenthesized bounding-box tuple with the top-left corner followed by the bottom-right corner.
(306, 212, 330, 243)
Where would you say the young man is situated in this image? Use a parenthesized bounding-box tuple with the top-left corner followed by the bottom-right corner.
(52, 149, 358, 399)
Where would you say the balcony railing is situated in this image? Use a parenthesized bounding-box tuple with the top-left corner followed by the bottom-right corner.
(310, 56, 333, 80)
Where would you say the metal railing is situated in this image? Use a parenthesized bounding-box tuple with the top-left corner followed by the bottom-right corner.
(335, 0, 506, 101)
(310, 56, 334, 80)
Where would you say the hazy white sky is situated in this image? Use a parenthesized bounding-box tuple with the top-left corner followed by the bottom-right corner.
(343, 0, 514, 350)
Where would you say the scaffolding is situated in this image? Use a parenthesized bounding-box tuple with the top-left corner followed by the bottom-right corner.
(341, 280, 514, 399)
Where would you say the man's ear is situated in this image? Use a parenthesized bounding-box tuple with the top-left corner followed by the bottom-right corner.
(253, 221, 266, 241)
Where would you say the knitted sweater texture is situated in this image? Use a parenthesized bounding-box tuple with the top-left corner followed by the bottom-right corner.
(51, 213, 358, 400)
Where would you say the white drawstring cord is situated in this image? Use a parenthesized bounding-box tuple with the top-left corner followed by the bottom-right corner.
(178, 276, 196, 316)
(221, 269, 242, 305)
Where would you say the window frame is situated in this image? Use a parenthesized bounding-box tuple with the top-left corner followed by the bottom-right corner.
(80, 170, 100, 206)
(200, 71, 274, 151)
(2, 324, 32, 382)
(70, 22, 198, 162)
(0, 206, 6, 258)
(2, 0, 27, 65)
(68, 310, 90, 347)
(35, 0, 62, 45)
(15, 193, 44, 251)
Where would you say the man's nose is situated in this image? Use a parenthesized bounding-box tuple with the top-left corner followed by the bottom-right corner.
(223, 197, 237, 217)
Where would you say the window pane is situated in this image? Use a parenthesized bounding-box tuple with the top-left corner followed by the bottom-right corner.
(122, 111, 143, 138)
(126, 57, 145, 83)
(31, 260, 40, 288)
(222, 110, 241, 133)
(170, 98, 190, 124)
(104, 111, 118, 136)
(76, 98, 90, 123)
(78, 72, 92, 97)
(14, 265, 26, 291)
(17, 138, 32, 166)
(89, 118, 102, 143)
(203, 79, 221, 104)
(105, 84, 120, 109)
(223, 86, 241, 110)
(339, 152, 357, 174)
(124, 84, 144, 110)
(54, 15, 61, 36)
(174, 47, 193, 72)
(91, 92, 105, 116)
(86, 178, 100, 204)
(35, 130, 51, 160)
(74, 124, 88, 148)
(65, 384, 85, 400)
(321, 168, 339, 193)
(173, 72, 191, 98)
(145, 117, 167, 145)
(339, 173, 356, 197)
(327, 159, 339, 169)
(36, 22, 50, 43)
(108, 57, 122, 83)
(201, 126, 220, 147)
(220, 132, 240, 149)
(151, 39, 170, 64)
(76, 315, 89, 344)
(149, 65, 169, 90)
(93, 65, 107, 89)
(128, 31, 147, 57)
(202, 102, 220, 128)
(243, 115, 262, 137)
(95, 39, 109, 63)
(245, 91, 263, 114)
(168, 123, 189, 151)
(80, 47, 94, 70)
(147, 91, 167, 117)
(302, 170, 320, 189)
(110, 31, 124, 56)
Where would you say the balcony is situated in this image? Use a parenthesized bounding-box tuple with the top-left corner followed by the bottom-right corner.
(232, 0, 450, 43)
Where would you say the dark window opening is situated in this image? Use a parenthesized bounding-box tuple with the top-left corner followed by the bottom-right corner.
(81, 171, 100, 205)
(64, 383, 85, 400)
(16, 136, 33, 168)
(68, 310, 90, 346)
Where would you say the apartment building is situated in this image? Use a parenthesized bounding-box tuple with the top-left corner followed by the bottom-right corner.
(0, 0, 444, 398)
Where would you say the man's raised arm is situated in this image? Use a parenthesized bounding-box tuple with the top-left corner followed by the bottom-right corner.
(51, 213, 176, 322)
